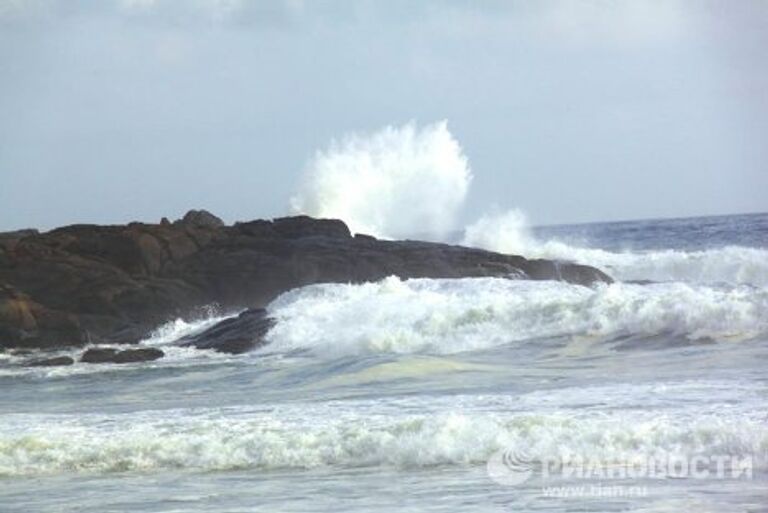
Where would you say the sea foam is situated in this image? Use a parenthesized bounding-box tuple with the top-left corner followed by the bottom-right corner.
(264, 277, 768, 356)
(1, 388, 764, 477)
(463, 210, 768, 287)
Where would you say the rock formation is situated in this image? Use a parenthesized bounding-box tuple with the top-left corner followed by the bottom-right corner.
(0, 210, 611, 351)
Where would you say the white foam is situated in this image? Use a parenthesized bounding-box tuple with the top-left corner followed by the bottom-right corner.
(463, 210, 768, 286)
(572, 245, 768, 287)
(290, 120, 472, 239)
(140, 314, 225, 347)
(1, 388, 764, 477)
(264, 277, 768, 356)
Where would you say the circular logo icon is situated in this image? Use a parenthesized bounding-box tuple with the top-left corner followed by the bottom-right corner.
(487, 448, 535, 486)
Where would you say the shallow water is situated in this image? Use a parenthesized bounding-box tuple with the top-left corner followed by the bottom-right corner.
(2, 213, 767, 512)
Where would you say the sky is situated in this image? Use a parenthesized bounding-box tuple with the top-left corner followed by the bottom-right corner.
(0, 0, 766, 231)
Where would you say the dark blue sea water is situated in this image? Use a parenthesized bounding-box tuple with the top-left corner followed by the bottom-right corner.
(1, 213, 766, 512)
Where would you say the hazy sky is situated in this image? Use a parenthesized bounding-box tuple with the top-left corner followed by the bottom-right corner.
(1, 0, 766, 231)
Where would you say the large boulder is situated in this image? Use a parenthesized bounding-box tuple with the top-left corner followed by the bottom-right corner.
(177, 209, 225, 229)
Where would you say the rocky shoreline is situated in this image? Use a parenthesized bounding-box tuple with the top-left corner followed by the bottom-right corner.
(0, 210, 612, 358)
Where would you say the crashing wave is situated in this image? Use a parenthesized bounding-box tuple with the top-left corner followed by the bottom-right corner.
(1, 390, 764, 477)
(263, 277, 768, 356)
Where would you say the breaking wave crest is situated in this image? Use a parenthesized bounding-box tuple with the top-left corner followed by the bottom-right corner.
(463, 210, 768, 286)
(1, 394, 764, 477)
(264, 277, 768, 356)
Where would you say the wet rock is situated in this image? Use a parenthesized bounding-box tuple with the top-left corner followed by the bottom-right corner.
(178, 308, 276, 354)
(80, 347, 118, 363)
(112, 347, 164, 363)
(28, 355, 75, 367)
(80, 347, 164, 364)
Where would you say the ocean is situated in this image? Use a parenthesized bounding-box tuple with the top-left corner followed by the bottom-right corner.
(1, 212, 766, 512)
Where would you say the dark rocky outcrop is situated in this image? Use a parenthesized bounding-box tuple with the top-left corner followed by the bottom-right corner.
(28, 355, 75, 367)
(0, 284, 85, 350)
(0, 211, 612, 351)
(81, 347, 164, 364)
(178, 308, 276, 354)
(0, 228, 39, 241)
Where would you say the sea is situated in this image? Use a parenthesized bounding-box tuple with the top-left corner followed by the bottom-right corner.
(1, 212, 767, 513)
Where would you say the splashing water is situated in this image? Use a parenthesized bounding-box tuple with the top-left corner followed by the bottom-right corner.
(462, 209, 534, 255)
(290, 121, 472, 239)
(463, 210, 768, 286)
(291, 121, 768, 286)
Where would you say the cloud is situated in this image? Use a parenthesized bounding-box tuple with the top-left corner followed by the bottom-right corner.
(0, 0, 308, 27)
(0, 0, 691, 43)
(1, 0, 765, 230)
(0, 0, 55, 20)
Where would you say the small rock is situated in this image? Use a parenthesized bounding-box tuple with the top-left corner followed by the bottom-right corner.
(80, 347, 118, 363)
(28, 355, 75, 367)
(80, 346, 164, 364)
(113, 347, 164, 363)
